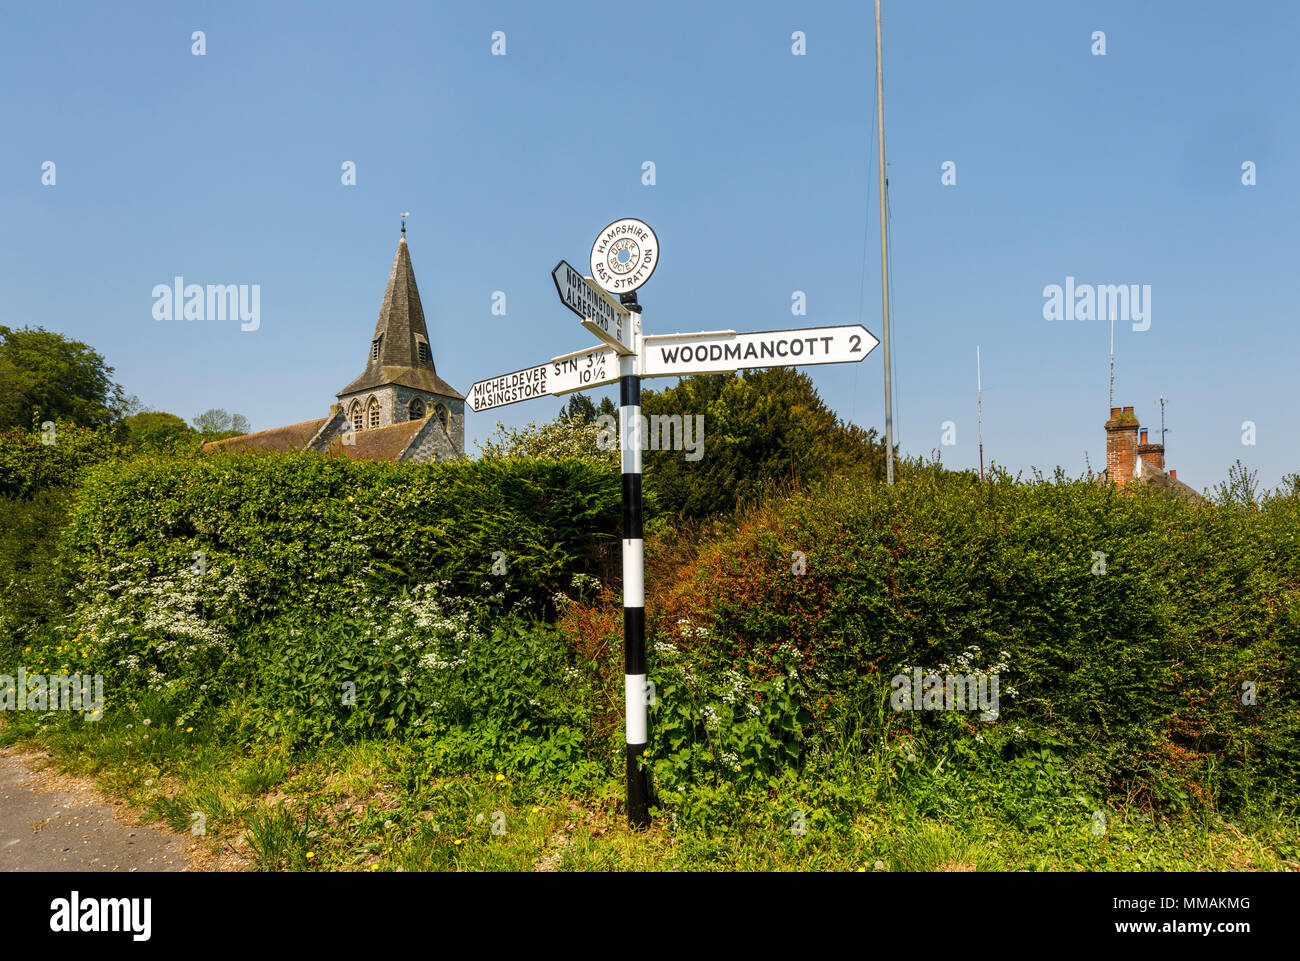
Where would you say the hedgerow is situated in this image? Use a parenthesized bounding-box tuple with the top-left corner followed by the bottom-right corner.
(628, 466, 1300, 811)
(64, 452, 621, 630)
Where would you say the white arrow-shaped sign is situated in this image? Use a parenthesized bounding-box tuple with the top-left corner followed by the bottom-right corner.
(642, 324, 879, 378)
(467, 343, 619, 412)
(552, 260, 634, 355)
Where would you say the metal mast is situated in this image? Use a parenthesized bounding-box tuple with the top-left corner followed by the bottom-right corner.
(977, 346, 985, 481)
(875, 0, 894, 485)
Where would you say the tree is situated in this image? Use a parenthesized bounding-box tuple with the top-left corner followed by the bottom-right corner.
(123, 411, 194, 450)
(192, 408, 250, 438)
(639, 368, 889, 518)
(477, 414, 617, 467)
(560, 393, 616, 425)
(0, 326, 129, 429)
(1214, 459, 1261, 509)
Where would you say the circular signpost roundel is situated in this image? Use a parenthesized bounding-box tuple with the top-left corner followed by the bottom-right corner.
(589, 218, 659, 295)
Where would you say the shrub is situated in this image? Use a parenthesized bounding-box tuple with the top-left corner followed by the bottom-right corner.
(600, 467, 1300, 811)
(245, 586, 598, 745)
(64, 452, 621, 631)
(0, 423, 119, 499)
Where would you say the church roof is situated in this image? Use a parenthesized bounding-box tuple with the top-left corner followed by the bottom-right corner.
(202, 418, 328, 454)
(338, 364, 463, 400)
(337, 234, 464, 401)
(326, 417, 427, 461)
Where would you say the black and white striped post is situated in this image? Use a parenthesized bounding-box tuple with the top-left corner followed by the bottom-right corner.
(619, 291, 650, 828)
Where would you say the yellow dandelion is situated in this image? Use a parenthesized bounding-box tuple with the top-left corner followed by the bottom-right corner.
(306, 851, 315, 859)
(495, 774, 505, 782)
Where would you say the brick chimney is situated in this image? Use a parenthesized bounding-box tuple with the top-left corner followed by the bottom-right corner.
(1105, 405, 1140, 486)
(1137, 428, 1165, 472)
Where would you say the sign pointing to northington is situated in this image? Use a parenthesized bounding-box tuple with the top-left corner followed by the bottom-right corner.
(552, 260, 634, 354)
(643, 324, 879, 377)
(466, 343, 617, 412)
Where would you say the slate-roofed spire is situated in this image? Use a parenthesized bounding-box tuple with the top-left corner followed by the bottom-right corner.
(371, 225, 435, 373)
(336, 227, 464, 401)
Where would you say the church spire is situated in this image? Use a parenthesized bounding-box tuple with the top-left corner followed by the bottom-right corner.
(369, 226, 434, 373)
(335, 227, 463, 404)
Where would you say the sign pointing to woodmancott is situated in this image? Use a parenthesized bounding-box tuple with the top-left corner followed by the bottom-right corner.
(552, 260, 634, 354)
(466, 343, 618, 412)
(642, 324, 879, 377)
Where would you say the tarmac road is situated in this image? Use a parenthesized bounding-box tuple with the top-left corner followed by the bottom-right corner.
(0, 748, 193, 872)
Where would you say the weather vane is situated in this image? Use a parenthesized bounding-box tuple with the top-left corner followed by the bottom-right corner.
(401, 211, 410, 235)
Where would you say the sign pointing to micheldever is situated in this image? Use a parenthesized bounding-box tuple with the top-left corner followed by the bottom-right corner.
(552, 260, 633, 354)
(466, 343, 617, 412)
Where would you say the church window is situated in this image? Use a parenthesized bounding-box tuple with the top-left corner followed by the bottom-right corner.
(367, 396, 381, 429)
(435, 403, 450, 431)
(409, 397, 426, 419)
(349, 401, 363, 432)
(371, 337, 382, 360)
(417, 340, 430, 364)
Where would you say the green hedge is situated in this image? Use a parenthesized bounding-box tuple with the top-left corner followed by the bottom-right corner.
(0, 424, 120, 499)
(0, 425, 122, 645)
(65, 452, 621, 630)
(658, 468, 1300, 810)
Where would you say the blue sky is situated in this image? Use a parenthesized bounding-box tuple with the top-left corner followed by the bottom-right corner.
(2, 0, 1296, 491)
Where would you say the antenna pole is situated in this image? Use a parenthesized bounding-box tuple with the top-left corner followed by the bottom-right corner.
(1160, 396, 1167, 451)
(875, 0, 894, 485)
(1109, 313, 1115, 410)
(977, 346, 984, 482)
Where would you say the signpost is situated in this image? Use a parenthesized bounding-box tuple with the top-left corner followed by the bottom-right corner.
(466, 344, 617, 412)
(469, 218, 879, 828)
(552, 260, 634, 355)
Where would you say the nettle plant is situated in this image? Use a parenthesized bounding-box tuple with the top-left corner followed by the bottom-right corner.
(645, 617, 809, 793)
(253, 583, 583, 744)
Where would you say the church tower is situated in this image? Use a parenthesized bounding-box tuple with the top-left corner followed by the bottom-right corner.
(335, 225, 465, 455)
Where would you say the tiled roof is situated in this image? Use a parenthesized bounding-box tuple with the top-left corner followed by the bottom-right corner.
(202, 418, 328, 454)
(338, 364, 463, 400)
(1132, 457, 1203, 502)
(326, 417, 426, 461)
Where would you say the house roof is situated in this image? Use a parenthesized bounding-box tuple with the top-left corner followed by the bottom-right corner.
(1132, 456, 1204, 502)
(326, 417, 427, 461)
(202, 418, 328, 454)
(336, 234, 462, 400)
